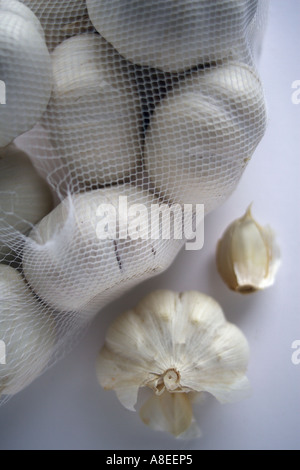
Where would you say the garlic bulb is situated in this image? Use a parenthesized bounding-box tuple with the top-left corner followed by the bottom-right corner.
(97, 290, 250, 438)
(144, 62, 267, 213)
(216, 205, 281, 293)
(0, 264, 55, 397)
(2, 0, 44, 37)
(22, 185, 182, 317)
(0, 0, 52, 148)
(23, 0, 91, 51)
(86, 0, 258, 72)
(0, 144, 53, 259)
(42, 34, 142, 187)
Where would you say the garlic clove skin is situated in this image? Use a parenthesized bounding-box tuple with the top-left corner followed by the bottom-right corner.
(0, 144, 53, 259)
(0, 264, 55, 397)
(97, 290, 250, 436)
(0, 0, 53, 148)
(144, 62, 267, 213)
(86, 0, 258, 72)
(42, 34, 142, 187)
(216, 205, 281, 293)
(22, 186, 182, 317)
(139, 391, 201, 439)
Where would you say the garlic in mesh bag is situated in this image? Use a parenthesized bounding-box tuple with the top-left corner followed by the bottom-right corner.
(0, 0, 52, 148)
(22, 0, 93, 51)
(144, 60, 267, 212)
(22, 184, 183, 318)
(0, 264, 55, 398)
(42, 33, 142, 188)
(86, 0, 259, 72)
(0, 0, 268, 401)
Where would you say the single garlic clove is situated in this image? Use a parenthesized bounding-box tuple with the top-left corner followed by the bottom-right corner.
(0, 264, 55, 397)
(139, 391, 201, 439)
(86, 0, 258, 72)
(216, 205, 281, 293)
(96, 290, 250, 437)
(144, 62, 267, 213)
(0, 144, 53, 259)
(0, 0, 52, 148)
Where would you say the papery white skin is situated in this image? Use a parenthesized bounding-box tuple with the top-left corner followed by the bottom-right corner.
(86, 0, 258, 72)
(0, 144, 53, 258)
(23, 186, 182, 318)
(144, 62, 267, 213)
(0, 264, 55, 397)
(216, 205, 281, 293)
(2, 0, 44, 37)
(0, 0, 52, 148)
(139, 391, 202, 439)
(22, 0, 90, 51)
(97, 290, 250, 437)
(42, 34, 142, 186)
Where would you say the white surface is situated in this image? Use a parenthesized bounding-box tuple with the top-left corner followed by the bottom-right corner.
(0, 0, 299, 450)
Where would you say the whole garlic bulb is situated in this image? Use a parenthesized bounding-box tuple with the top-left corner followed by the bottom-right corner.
(216, 205, 281, 293)
(97, 290, 250, 438)
(144, 62, 267, 213)
(22, 185, 182, 317)
(0, 144, 53, 259)
(0, 0, 52, 148)
(86, 0, 258, 72)
(42, 34, 142, 187)
(22, 0, 91, 51)
(0, 264, 55, 397)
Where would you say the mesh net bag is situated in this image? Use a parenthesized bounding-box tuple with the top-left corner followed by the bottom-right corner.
(0, 0, 268, 403)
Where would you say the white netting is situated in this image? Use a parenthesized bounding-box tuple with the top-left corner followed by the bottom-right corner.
(0, 0, 268, 403)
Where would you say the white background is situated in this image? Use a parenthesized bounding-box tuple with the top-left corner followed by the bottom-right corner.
(0, 0, 299, 450)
